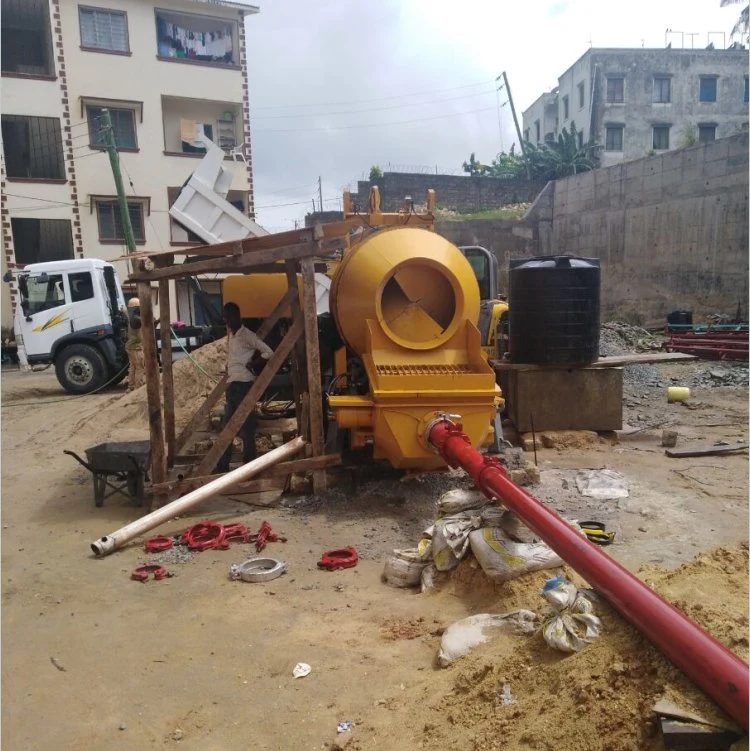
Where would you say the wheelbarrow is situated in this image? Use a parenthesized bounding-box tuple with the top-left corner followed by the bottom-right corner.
(64, 441, 151, 507)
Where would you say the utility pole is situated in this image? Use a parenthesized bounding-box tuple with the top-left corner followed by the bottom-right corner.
(317, 176, 323, 213)
(100, 109, 137, 274)
(500, 72, 530, 179)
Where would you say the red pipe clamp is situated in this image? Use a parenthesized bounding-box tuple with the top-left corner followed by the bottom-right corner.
(182, 521, 226, 551)
(131, 564, 168, 583)
(144, 536, 174, 553)
(317, 547, 358, 571)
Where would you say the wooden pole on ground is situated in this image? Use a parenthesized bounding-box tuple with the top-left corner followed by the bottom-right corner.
(158, 280, 175, 468)
(137, 281, 167, 506)
(300, 256, 327, 493)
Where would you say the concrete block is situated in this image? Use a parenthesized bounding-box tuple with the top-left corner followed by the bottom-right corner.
(702, 158, 734, 179)
(624, 177, 644, 195)
(661, 167, 683, 189)
(624, 160, 644, 179)
(702, 137, 731, 162)
(660, 151, 684, 173)
(642, 173, 663, 193)
(727, 135, 749, 158)
(643, 158, 663, 176)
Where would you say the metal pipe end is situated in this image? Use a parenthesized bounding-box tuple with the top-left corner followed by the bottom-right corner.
(90, 536, 116, 557)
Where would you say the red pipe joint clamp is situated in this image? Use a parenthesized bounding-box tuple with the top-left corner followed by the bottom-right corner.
(144, 536, 174, 553)
(131, 564, 169, 582)
(318, 547, 358, 571)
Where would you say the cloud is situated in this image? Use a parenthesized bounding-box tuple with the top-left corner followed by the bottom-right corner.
(244, 0, 734, 230)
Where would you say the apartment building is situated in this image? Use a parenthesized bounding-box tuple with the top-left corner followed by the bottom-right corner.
(1, 0, 259, 328)
(522, 46, 749, 168)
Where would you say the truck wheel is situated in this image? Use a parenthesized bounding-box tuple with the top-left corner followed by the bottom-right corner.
(55, 343, 107, 394)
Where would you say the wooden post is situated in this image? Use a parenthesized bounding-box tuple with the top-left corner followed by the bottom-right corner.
(159, 280, 175, 468)
(284, 259, 305, 434)
(300, 256, 327, 493)
(137, 281, 167, 504)
(194, 317, 304, 477)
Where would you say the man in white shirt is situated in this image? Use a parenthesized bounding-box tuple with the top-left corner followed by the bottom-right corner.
(216, 301, 274, 473)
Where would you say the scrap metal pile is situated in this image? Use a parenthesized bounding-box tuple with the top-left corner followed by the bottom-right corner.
(666, 324, 749, 361)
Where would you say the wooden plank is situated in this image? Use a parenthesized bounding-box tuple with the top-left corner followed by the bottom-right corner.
(130, 238, 343, 282)
(492, 352, 697, 371)
(194, 317, 304, 476)
(300, 255, 327, 493)
(255, 284, 299, 341)
(665, 442, 748, 458)
(174, 374, 228, 454)
(137, 281, 167, 508)
(284, 259, 305, 431)
(658, 718, 740, 750)
(159, 280, 176, 469)
(151, 454, 342, 494)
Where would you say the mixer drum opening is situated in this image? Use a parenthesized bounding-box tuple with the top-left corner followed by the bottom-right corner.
(378, 261, 458, 350)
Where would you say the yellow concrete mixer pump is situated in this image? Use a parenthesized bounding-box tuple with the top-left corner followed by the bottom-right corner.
(224, 187, 508, 470)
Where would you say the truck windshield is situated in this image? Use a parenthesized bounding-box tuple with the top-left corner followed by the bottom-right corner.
(21, 274, 66, 316)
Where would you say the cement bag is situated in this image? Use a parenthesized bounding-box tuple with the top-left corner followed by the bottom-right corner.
(437, 611, 537, 667)
(469, 528, 563, 581)
(382, 548, 427, 588)
(497, 511, 540, 543)
(540, 577, 601, 653)
(437, 488, 488, 516)
(481, 505, 508, 529)
(420, 562, 449, 594)
(430, 513, 481, 571)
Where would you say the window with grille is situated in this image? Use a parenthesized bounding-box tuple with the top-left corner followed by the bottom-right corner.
(653, 77, 671, 103)
(563, 95, 569, 119)
(578, 82, 585, 109)
(744, 76, 748, 103)
(11, 218, 74, 265)
(652, 126, 670, 150)
(79, 7, 129, 52)
(605, 125, 623, 151)
(606, 77, 624, 103)
(534, 120, 540, 142)
(86, 106, 137, 149)
(699, 76, 717, 102)
(1, 115, 65, 180)
(1, 0, 55, 76)
(698, 124, 717, 143)
(94, 200, 146, 243)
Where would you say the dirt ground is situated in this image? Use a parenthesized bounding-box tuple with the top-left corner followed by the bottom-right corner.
(1, 359, 748, 750)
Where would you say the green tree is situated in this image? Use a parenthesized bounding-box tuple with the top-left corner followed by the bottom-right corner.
(369, 165, 383, 182)
(462, 152, 486, 176)
(721, 0, 749, 46)
(523, 122, 597, 179)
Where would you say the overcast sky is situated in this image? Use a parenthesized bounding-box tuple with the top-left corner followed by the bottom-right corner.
(244, 0, 737, 231)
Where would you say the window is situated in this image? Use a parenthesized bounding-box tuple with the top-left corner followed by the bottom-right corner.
(562, 95, 569, 120)
(577, 130, 584, 149)
(653, 77, 671, 103)
(155, 10, 238, 67)
(534, 120, 540, 142)
(652, 125, 670, 150)
(69, 272, 94, 302)
(605, 125, 624, 151)
(523, 128, 530, 142)
(1, 0, 55, 76)
(11, 218, 74, 265)
(1, 115, 65, 180)
(79, 6, 129, 53)
(578, 82, 585, 109)
(606, 77, 624, 103)
(94, 200, 146, 243)
(698, 124, 717, 143)
(20, 273, 66, 316)
(699, 76, 717, 102)
(744, 76, 748, 103)
(86, 106, 137, 149)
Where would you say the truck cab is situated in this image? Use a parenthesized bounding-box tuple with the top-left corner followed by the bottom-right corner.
(11, 258, 129, 393)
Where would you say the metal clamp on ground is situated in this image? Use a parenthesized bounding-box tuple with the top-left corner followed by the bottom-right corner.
(318, 547, 358, 571)
(229, 557, 288, 583)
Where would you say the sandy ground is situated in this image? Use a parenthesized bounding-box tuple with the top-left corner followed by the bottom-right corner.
(1, 362, 747, 750)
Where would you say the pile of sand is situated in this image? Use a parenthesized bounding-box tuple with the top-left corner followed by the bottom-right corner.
(412, 544, 748, 751)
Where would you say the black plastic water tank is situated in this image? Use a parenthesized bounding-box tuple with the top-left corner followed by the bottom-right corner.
(508, 255, 600, 366)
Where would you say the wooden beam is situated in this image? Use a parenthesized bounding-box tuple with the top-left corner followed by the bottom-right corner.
(300, 255, 327, 493)
(665, 442, 748, 458)
(137, 281, 167, 507)
(255, 284, 299, 341)
(130, 238, 344, 282)
(284, 259, 305, 433)
(174, 374, 228, 454)
(492, 352, 697, 371)
(151, 453, 342, 495)
(159, 280, 176, 469)
(194, 317, 304, 476)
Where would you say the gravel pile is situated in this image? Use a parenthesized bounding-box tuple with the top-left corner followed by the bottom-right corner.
(686, 363, 749, 390)
(599, 321, 664, 357)
(143, 545, 197, 565)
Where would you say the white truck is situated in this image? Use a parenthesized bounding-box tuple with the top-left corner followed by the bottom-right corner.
(9, 258, 130, 393)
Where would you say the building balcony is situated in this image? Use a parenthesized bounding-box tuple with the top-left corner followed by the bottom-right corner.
(155, 8, 242, 70)
(161, 95, 246, 162)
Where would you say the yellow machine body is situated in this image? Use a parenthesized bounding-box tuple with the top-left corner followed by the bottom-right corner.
(328, 226, 500, 469)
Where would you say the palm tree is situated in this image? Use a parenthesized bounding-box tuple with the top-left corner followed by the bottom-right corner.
(721, 0, 749, 46)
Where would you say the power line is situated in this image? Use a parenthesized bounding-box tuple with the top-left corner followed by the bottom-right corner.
(253, 106, 496, 134)
(253, 88, 495, 120)
(252, 78, 495, 110)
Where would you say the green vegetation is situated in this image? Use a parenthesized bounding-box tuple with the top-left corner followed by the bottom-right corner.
(436, 206, 529, 221)
(369, 165, 383, 182)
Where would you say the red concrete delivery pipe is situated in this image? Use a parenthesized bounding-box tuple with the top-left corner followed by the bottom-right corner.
(427, 416, 749, 729)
